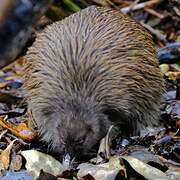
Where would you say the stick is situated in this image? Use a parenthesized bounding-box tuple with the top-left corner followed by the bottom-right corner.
(121, 0, 164, 14)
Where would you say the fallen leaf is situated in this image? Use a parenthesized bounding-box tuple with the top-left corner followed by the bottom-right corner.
(0, 83, 6, 88)
(21, 150, 64, 179)
(165, 71, 180, 81)
(160, 64, 170, 74)
(96, 125, 113, 164)
(78, 156, 125, 180)
(2, 56, 24, 74)
(11, 153, 22, 171)
(0, 139, 16, 170)
(0, 115, 37, 141)
(121, 156, 172, 180)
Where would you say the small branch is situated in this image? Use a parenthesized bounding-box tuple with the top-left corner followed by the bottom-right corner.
(140, 21, 167, 42)
(0, 129, 8, 140)
(121, 0, 164, 14)
(106, 0, 119, 10)
(145, 8, 165, 19)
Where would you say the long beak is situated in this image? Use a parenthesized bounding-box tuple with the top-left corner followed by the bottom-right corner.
(62, 153, 75, 170)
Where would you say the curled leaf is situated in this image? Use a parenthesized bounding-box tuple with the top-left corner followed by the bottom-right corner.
(0, 139, 16, 170)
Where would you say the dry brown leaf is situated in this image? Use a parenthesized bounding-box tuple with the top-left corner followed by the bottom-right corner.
(165, 72, 180, 81)
(17, 123, 37, 141)
(2, 56, 24, 74)
(0, 139, 16, 170)
(169, 65, 180, 72)
(0, 83, 6, 88)
(0, 115, 37, 141)
(11, 153, 22, 171)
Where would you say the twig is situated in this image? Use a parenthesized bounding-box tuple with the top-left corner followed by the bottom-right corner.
(0, 129, 8, 140)
(145, 8, 165, 19)
(129, 0, 140, 11)
(6, 132, 30, 145)
(173, 7, 180, 16)
(140, 21, 167, 42)
(106, 0, 119, 10)
(121, 0, 164, 14)
(157, 42, 180, 52)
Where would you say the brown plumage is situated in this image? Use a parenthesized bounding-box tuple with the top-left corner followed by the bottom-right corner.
(23, 6, 164, 158)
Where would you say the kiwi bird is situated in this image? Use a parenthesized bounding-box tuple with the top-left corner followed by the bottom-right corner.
(23, 6, 164, 161)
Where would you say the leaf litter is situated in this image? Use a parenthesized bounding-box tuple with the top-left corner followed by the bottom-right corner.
(0, 0, 179, 180)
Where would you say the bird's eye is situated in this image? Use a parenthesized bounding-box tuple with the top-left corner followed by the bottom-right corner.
(75, 137, 85, 144)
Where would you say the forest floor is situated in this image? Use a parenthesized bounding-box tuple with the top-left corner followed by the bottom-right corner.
(0, 0, 179, 180)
